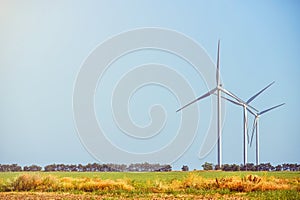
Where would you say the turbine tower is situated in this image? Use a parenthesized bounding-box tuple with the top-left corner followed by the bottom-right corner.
(249, 103, 285, 165)
(176, 40, 257, 168)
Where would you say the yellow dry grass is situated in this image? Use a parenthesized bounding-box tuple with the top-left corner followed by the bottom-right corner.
(8, 174, 134, 192)
(145, 173, 293, 193)
(0, 172, 297, 194)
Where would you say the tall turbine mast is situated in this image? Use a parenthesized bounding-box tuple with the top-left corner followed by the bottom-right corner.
(243, 105, 248, 166)
(177, 40, 254, 168)
(216, 40, 222, 168)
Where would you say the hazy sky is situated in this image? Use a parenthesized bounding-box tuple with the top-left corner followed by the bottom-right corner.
(0, 1, 299, 170)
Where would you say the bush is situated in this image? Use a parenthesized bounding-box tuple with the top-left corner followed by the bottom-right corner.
(13, 174, 42, 191)
(202, 162, 213, 170)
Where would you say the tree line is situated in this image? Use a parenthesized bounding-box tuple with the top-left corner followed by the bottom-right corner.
(201, 162, 300, 171)
(0, 163, 172, 172)
(0, 162, 299, 172)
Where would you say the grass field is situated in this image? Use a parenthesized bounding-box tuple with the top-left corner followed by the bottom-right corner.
(0, 171, 299, 199)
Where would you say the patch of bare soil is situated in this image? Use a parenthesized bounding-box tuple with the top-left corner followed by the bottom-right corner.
(0, 192, 248, 200)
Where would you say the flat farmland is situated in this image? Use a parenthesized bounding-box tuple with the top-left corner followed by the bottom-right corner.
(0, 171, 299, 199)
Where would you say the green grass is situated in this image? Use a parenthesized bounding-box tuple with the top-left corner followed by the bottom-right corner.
(1, 170, 298, 180)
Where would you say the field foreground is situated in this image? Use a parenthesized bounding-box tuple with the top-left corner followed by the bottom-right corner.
(0, 192, 252, 200)
(0, 171, 299, 199)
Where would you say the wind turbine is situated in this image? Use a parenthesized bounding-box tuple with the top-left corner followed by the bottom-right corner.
(176, 40, 257, 168)
(220, 82, 275, 166)
(248, 103, 285, 166)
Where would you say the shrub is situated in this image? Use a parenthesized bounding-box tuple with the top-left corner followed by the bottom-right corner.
(12, 174, 42, 191)
(215, 174, 290, 192)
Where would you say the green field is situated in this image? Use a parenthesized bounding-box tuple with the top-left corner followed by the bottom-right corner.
(0, 171, 299, 199)
(1, 170, 298, 180)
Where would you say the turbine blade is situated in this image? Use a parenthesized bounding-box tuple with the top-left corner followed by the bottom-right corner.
(259, 103, 285, 115)
(246, 107, 256, 116)
(246, 81, 275, 104)
(250, 117, 257, 147)
(219, 95, 243, 106)
(216, 40, 220, 86)
(176, 87, 217, 112)
(247, 104, 259, 113)
(221, 88, 259, 112)
(220, 88, 243, 103)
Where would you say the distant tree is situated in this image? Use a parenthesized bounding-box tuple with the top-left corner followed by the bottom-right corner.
(213, 164, 240, 171)
(127, 164, 137, 171)
(23, 165, 42, 171)
(240, 163, 255, 171)
(0, 164, 22, 172)
(259, 163, 273, 171)
(290, 163, 298, 171)
(181, 165, 189, 171)
(222, 164, 231, 171)
(11, 164, 22, 171)
(231, 164, 240, 171)
(91, 163, 99, 171)
(70, 164, 78, 171)
(240, 164, 246, 171)
(44, 164, 56, 171)
(155, 165, 172, 172)
(246, 163, 256, 171)
(163, 165, 172, 172)
(296, 164, 300, 171)
(270, 164, 276, 171)
(202, 162, 213, 170)
(275, 164, 282, 171)
(56, 164, 65, 171)
(282, 163, 289, 171)
(214, 165, 221, 170)
(101, 164, 111, 172)
(77, 164, 84, 172)
(141, 162, 152, 171)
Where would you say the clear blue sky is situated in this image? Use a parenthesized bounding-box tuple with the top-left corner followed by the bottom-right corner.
(0, 1, 299, 170)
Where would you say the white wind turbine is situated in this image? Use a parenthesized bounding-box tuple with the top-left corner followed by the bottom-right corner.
(176, 40, 257, 168)
(220, 82, 275, 166)
(248, 103, 285, 165)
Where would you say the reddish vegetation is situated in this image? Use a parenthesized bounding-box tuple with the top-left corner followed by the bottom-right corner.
(0, 192, 247, 200)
